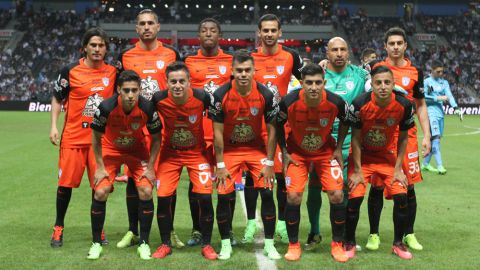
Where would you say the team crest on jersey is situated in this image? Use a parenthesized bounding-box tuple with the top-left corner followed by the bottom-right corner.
(345, 81, 354, 91)
(387, 118, 396, 126)
(219, 65, 227, 75)
(276, 66, 285, 75)
(402, 76, 410, 86)
(102, 77, 110, 86)
(189, 115, 197, 124)
(156, 60, 165, 69)
(319, 118, 329, 127)
(250, 107, 259, 116)
(131, 122, 140, 130)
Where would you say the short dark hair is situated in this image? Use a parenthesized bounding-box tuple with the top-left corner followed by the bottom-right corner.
(384, 27, 407, 44)
(198, 18, 222, 33)
(117, 70, 141, 87)
(137, 9, 159, 23)
(370, 65, 393, 78)
(166, 61, 190, 79)
(258, 13, 281, 30)
(233, 49, 254, 65)
(82, 27, 108, 49)
(431, 60, 443, 69)
(301, 63, 324, 79)
(361, 48, 376, 60)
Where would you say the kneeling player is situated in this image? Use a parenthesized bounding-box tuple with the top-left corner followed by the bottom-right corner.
(344, 66, 415, 260)
(88, 70, 161, 260)
(151, 62, 216, 260)
(277, 63, 350, 262)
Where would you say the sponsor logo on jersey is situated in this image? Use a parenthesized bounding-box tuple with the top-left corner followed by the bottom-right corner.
(402, 76, 410, 86)
(198, 163, 210, 170)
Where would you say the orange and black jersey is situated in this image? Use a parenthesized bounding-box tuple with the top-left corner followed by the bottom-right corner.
(277, 89, 348, 157)
(117, 42, 181, 101)
(183, 49, 233, 93)
(152, 88, 210, 151)
(208, 80, 279, 151)
(91, 94, 162, 152)
(252, 45, 303, 98)
(53, 58, 116, 148)
(348, 91, 415, 153)
(370, 58, 424, 102)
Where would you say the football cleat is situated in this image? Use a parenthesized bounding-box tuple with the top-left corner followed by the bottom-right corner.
(403, 234, 423, 251)
(201, 245, 218, 260)
(137, 242, 152, 260)
(171, 230, 185, 249)
(392, 242, 413, 260)
(51, 225, 64, 248)
(152, 244, 172, 259)
(284, 242, 301, 261)
(87, 242, 103, 260)
(187, 230, 202, 247)
(365, 234, 380, 250)
(117, 231, 138, 248)
(304, 233, 322, 251)
(331, 241, 349, 263)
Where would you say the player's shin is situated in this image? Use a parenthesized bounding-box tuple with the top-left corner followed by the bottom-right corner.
(126, 177, 139, 235)
(368, 186, 384, 234)
(157, 196, 173, 245)
(285, 202, 301, 243)
(330, 202, 346, 243)
(189, 183, 201, 232)
(392, 194, 408, 244)
(405, 187, 417, 235)
(55, 186, 72, 227)
(197, 194, 214, 245)
(244, 172, 258, 220)
(306, 176, 322, 235)
(217, 193, 233, 239)
(259, 189, 276, 239)
(276, 174, 287, 221)
(138, 199, 154, 244)
(345, 197, 364, 243)
(91, 198, 107, 243)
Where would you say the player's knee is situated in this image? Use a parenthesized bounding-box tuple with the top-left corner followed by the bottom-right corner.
(287, 192, 303, 205)
(392, 193, 408, 213)
(137, 186, 152, 200)
(259, 188, 274, 202)
(347, 196, 364, 212)
(327, 190, 343, 204)
(94, 187, 109, 201)
(156, 196, 172, 215)
(197, 193, 214, 215)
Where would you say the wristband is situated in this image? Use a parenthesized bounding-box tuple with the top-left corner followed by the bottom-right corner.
(216, 162, 226, 168)
(265, 159, 274, 167)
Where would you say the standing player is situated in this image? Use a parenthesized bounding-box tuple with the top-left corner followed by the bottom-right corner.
(422, 60, 460, 174)
(150, 62, 217, 260)
(116, 8, 182, 249)
(305, 37, 368, 250)
(345, 65, 415, 260)
(183, 18, 234, 247)
(209, 50, 281, 260)
(367, 27, 431, 251)
(277, 63, 349, 262)
(49, 27, 116, 248)
(88, 70, 161, 260)
(245, 13, 303, 244)
(360, 48, 377, 67)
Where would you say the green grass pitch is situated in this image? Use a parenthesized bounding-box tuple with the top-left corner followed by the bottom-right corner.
(0, 112, 479, 270)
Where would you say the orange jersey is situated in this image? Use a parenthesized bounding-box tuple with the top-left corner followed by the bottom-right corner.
(184, 49, 233, 91)
(372, 58, 424, 102)
(277, 89, 348, 157)
(91, 95, 162, 153)
(118, 42, 180, 100)
(208, 80, 278, 152)
(53, 58, 116, 148)
(252, 45, 302, 98)
(349, 91, 415, 153)
(152, 88, 210, 152)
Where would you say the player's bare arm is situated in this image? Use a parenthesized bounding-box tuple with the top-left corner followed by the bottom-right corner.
(261, 123, 277, 189)
(348, 128, 364, 192)
(276, 114, 298, 175)
(332, 122, 349, 169)
(394, 130, 409, 187)
(213, 121, 230, 188)
(143, 132, 161, 184)
(414, 97, 431, 157)
(49, 97, 62, 145)
(92, 130, 108, 185)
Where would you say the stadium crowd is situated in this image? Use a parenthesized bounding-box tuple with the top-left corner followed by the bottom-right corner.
(0, 6, 478, 103)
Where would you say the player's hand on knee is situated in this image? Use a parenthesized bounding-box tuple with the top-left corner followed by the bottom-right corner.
(260, 166, 275, 190)
(142, 168, 156, 185)
(331, 148, 344, 170)
(94, 168, 109, 186)
(216, 167, 231, 189)
(348, 172, 364, 192)
(392, 169, 407, 188)
(282, 152, 298, 175)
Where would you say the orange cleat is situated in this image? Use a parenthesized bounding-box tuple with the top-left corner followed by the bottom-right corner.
(202, 245, 218, 260)
(392, 243, 413, 260)
(344, 242, 356, 259)
(152, 244, 172, 259)
(284, 242, 302, 261)
(331, 241, 349, 263)
(50, 225, 64, 248)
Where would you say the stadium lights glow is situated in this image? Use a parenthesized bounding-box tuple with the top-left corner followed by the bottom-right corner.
(165, 4, 168, 8)
(196, 4, 199, 8)
(126, 3, 131, 8)
(152, 3, 155, 8)
(233, 4, 236, 9)
(289, 5, 292, 10)
(301, 5, 305, 9)
(208, 4, 211, 8)
(139, 4, 143, 8)
(277, 5, 280, 9)
(244, 4, 247, 9)
(185, 4, 188, 8)
(221, 4, 224, 9)
(264, 5, 268, 9)
(108, 7, 114, 12)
